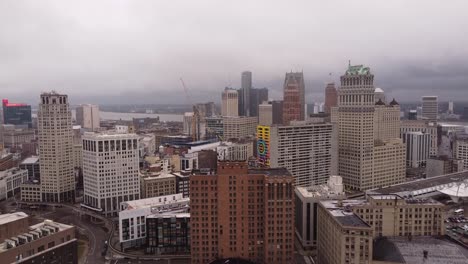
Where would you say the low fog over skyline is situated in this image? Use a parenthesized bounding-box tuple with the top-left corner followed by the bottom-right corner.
(1, 0, 467, 105)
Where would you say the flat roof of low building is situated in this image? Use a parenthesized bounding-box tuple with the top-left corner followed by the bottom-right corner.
(141, 172, 176, 180)
(373, 236, 468, 264)
(147, 213, 190, 219)
(296, 185, 344, 199)
(248, 167, 291, 177)
(320, 200, 370, 228)
(0, 212, 28, 225)
(121, 193, 188, 210)
(369, 170, 468, 196)
(20, 156, 39, 164)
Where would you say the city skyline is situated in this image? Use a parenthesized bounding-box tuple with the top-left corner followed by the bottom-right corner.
(1, 1, 468, 104)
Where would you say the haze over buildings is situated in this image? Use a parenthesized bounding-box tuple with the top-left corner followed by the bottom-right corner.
(1, 1, 467, 104)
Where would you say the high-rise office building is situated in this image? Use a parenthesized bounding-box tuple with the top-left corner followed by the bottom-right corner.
(2, 99, 32, 128)
(37, 92, 75, 202)
(82, 132, 141, 217)
(408, 109, 418, 120)
(336, 64, 405, 191)
(402, 131, 431, 168)
(222, 116, 257, 140)
(400, 120, 438, 157)
(324, 82, 337, 113)
(283, 72, 305, 124)
(76, 104, 100, 130)
(448, 101, 454, 114)
(221, 88, 239, 117)
(249, 88, 268, 117)
(241, 71, 252, 116)
(195, 102, 216, 118)
(190, 162, 295, 264)
(267, 121, 338, 187)
(422, 96, 438, 122)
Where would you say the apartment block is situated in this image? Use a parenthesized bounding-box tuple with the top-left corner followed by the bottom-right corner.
(222, 116, 257, 140)
(190, 162, 295, 264)
(268, 121, 337, 187)
(82, 132, 141, 217)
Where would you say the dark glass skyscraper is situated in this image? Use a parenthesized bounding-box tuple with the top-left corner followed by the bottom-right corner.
(2, 99, 32, 128)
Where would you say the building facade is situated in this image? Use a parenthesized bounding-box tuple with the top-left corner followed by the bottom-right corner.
(324, 82, 337, 114)
(258, 101, 273, 126)
(294, 176, 345, 250)
(75, 104, 100, 130)
(336, 64, 405, 191)
(241, 71, 252, 116)
(2, 99, 32, 128)
(221, 88, 239, 117)
(426, 157, 464, 178)
(0, 215, 77, 264)
(268, 121, 338, 187)
(402, 131, 431, 168)
(37, 92, 75, 202)
(317, 200, 373, 264)
(222, 116, 257, 140)
(119, 194, 190, 249)
(190, 162, 295, 264)
(145, 213, 190, 255)
(141, 173, 176, 198)
(400, 120, 438, 157)
(82, 132, 141, 217)
(422, 96, 438, 122)
(249, 88, 268, 117)
(454, 138, 468, 171)
(19, 156, 40, 181)
(282, 72, 305, 125)
(0, 168, 28, 200)
(216, 141, 253, 162)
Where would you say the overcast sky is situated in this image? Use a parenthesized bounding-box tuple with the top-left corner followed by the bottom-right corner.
(1, 0, 467, 105)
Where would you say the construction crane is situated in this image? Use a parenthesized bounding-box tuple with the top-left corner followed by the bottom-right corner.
(180, 78, 199, 141)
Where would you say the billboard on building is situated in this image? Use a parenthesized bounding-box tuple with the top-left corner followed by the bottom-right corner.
(257, 125, 270, 166)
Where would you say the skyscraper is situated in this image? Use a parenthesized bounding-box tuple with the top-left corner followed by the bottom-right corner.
(38, 92, 75, 202)
(76, 104, 100, 130)
(336, 64, 405, 191)
(324, 82, 337, 113)
(422, 96, 438, 122)
(402, 131, 431, 168)
(249, 87, 268, 117)
(241, 71, 252, 116)
(282, 72, 305, 124)
(221, 88, 239, 117)
(190, 162, 295, 264)
(2, 99, 32, 128)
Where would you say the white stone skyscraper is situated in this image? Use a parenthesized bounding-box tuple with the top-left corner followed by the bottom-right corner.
(38, 92, 75, 202)
(336, 64, 405, 191)
(221, 88, 239, 117)
(82, 132, 141, 217)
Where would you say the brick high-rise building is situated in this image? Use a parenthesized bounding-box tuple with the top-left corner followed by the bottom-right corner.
(324, 82, 337, 114)
(190, 162, 295, 264)
(283, 72, 305, 125)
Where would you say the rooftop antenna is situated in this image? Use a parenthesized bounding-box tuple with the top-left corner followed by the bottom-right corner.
(348, 60, 351, 67)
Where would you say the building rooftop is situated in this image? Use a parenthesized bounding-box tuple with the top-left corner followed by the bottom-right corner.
(345, 64, 371, 75)
(121, 193, 188, 210)
(147, 213, 190, 219)
(0, 168, 27, 179)
(83, 131, 139, 139)
(0, 212, 28, 225)
(0, 219, 74, 253)
(369, 170, 468, 197)
(20, 156, 39, 164)
(373, 236, 468, 264)
(248, 167, 291, 177)
(320, 200, 370, 228)
(141, 172, 175, 180)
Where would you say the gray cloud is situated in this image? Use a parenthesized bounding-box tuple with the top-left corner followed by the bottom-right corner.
(1, 0, 467, 105)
